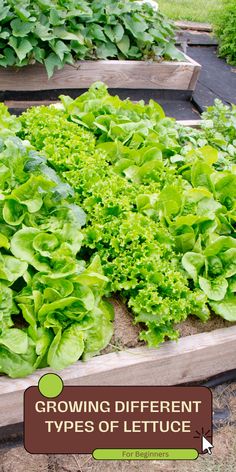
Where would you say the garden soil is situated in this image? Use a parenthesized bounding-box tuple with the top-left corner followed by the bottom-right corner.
(102, 297, 234, 353)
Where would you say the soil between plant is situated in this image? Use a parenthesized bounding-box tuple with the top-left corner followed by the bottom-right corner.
(102, 297, 234, 354)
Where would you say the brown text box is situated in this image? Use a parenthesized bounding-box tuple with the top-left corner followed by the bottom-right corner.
(24, 386, 212, 454)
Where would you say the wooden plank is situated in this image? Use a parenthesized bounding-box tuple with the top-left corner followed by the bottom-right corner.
(5, 105, 201, 121)
(177, 119, 202, 128)
(175, 21, 212, 32)
(176, 31, 218, 47)
(4, 100, 58, 109)
(188, 62, 201, 90)
(0, 325, 236, 428)
(0, 56, 201, 91)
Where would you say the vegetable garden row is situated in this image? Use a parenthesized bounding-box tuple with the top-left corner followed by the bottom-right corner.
(0, 0, 200, 92)
(0, 0, 184, 74)
(0, 85, 235, 379)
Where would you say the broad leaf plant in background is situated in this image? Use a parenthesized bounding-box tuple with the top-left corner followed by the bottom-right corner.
(0, 0, 183, 77)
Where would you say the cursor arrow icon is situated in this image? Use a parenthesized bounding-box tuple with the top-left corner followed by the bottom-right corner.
(202, 435, 214, 455)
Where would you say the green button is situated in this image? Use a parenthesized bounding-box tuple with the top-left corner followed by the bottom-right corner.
(93, 449, 198, 460)
(38, 373, 64, 398)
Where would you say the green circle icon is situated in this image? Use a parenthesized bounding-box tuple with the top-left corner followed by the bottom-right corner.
(38, 373, 64, 398)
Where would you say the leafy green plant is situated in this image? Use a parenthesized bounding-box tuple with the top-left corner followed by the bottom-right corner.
(0, 0, 183, 77)
(0, 105, 113, 378)
(214, 0, 236, 65)
(19, 84, 236, 349)
(1, 88, 235, 379)
(175, 100, 236, 172)
(201, 99, 236, 160)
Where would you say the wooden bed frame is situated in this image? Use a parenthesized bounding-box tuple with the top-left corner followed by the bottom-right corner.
(1, 326, 236, 428)
(0, 114, 235, 429)
(0, 55, 201, 91)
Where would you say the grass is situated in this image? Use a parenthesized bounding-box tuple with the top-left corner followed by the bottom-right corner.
(158, 0, 224, 23)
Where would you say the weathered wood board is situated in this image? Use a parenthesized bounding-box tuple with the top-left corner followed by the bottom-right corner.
(175, 20, 212, 32)
(0, 55, 201, 91)
(177, 119, 202, 127)
(0, 326, 236, 428)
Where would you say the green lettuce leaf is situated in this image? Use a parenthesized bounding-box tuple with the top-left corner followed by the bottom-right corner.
(210, 294, 236, 321)
(47, 324, 85, 370)
(182, 253, 206, 284)
(199, 276, 228, 301)
(83, 300, 114, 360)
(0, 339, 37, 378)
(0, 328, 28, 354)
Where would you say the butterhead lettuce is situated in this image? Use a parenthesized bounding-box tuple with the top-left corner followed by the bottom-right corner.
(0, 116, 114, 378)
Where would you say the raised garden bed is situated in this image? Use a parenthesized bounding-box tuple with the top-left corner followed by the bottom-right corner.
(0, 55, 201, 91)
(0, 95, 235, 430)
(0, 318, 236, 428)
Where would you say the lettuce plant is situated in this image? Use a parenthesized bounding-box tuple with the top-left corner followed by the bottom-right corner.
(201, 100, 236, 161)
(18, 86, 236, 352)
(0, 108, 113, 378)
(5, 89, 236, 379)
